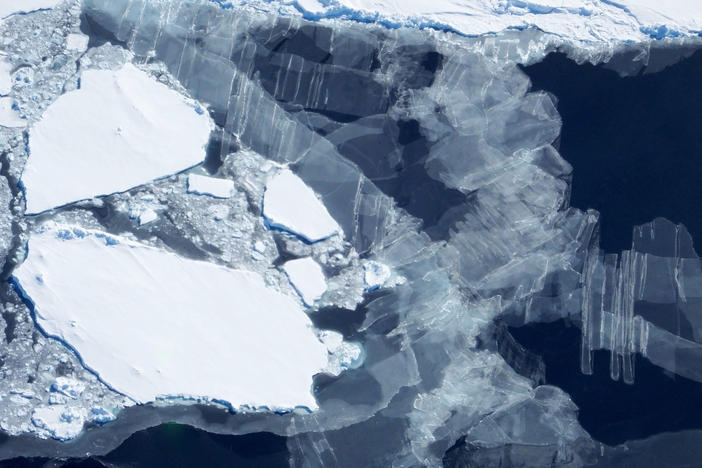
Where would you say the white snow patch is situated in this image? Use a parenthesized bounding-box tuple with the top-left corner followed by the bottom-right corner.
(186, 174, 235, 198)
(22, 62, 213, 214)
(31, 406, 86, 441)
(65, 33, 89, 52)
(283, 257, 327, 306)
(0, 97, 24, 127)
(363, 261, 392, 291)
(0, 0, 62, 19)
(253, 240, 266, 253)
(13, 224, 329, 410)
(263, 169, 341, 243)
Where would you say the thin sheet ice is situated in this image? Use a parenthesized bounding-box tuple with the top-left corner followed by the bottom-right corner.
(22, 62, 213, 214)
(12, 224, 329, 410)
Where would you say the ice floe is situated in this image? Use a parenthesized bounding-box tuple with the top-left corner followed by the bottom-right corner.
(22, 62, 213, 214)
(186, 174, 235, 198)
(263, 169, 341, 243)
(283, 257, 327, 306)
(13, 224, 330, 410)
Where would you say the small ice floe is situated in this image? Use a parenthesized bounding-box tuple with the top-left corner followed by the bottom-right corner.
(263, 169, 341, 243)
(186, 174, 235, 198)
(283, 257, 327, 306)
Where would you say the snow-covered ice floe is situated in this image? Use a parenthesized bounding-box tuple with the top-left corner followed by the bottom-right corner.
(186, 174, 235, 198)
(263, 169, 342, 243)
(283, 257, 327, 306)
(12, 224, 330, 411)
(22, 62, 213, 214)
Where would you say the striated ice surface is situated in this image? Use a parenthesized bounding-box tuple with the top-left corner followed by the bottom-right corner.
(22, 62, 214, 214)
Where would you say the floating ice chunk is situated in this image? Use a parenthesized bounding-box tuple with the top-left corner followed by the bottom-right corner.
(319, 330, 363, 376)
(363, 261, 392, 291)
(0, 0, 62, 19)
(263, 169, 341, 243)
(50, 377, 85, 399)
(253, 240, 266, 253)
(137, 208, 158, 226)
(89, 406, 115, 424)
(31, 406, 86, 441)
(283, 257, 327, 306)
(186, 174, 235, 198)
(65, 33, 89, 52)
(22, 62, 213, 214)
(13, 225, 329, 410)
(0, 97, 25, 127)
(0, 57, 12, 95)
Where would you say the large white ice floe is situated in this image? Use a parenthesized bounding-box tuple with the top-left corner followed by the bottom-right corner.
(263, 169, 342, 242)
(283, 257, 327, 306)
(186, 174, 235, 198)
(22, 62, 213, 214)
(12, 224, 329, 410)
(0, 0, 63, 19)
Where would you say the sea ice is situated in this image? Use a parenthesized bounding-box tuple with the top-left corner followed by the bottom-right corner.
(137, 208, 158, 226)
(263, 169, 341, 243)
(13, 224, 329, 410)
(283, 257, 327, 306)
(186, 174, 235, 198)
(22, 62, 213, 214)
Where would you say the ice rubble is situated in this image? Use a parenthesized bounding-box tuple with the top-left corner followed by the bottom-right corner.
(263, 169, 342, 242)
(186, 174, 235, 198)
(22, 62, 213, 214)
(12, 224, 336, 410)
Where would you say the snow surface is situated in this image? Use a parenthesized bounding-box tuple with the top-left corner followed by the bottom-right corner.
(186, 174, 235, 198)
(225, 0, 702, 43)
(13, 224, 329, 410)
(22, 62, 213, 214)
(0, 97, 25, 127)
(263, 169, 342, 243)
(283, 257, 327, 306)
(0, 0, 62, 19)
